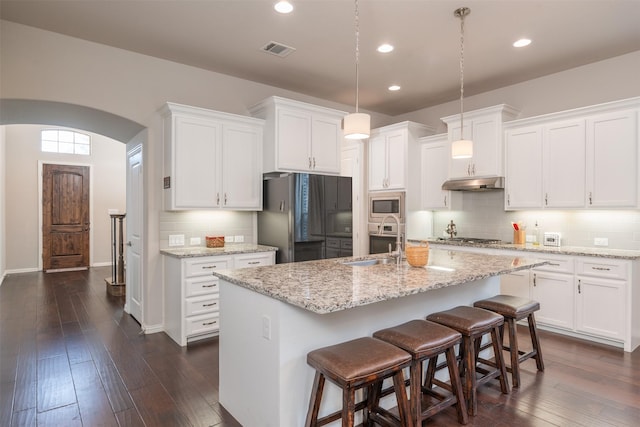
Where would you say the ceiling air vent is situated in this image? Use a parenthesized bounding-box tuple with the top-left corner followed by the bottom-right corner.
(261, 41, 296, 58)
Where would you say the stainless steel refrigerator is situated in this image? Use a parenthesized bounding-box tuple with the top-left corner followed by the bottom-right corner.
(258, 173, 352, 263)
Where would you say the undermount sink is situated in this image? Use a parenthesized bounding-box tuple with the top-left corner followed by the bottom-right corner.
(342, 258, 395, 267)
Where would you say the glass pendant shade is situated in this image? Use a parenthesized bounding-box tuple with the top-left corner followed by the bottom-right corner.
(344, 112, 370, 140)
(451, 138, 473, 159)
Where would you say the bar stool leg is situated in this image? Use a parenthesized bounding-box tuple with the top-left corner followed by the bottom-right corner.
(491, 326, 510, 394)
(463, 336, 478, 416)
(305, 372, 325, 427)
(393, 370, 412, 426)
(343, 387, 355, 427)
(506, 317, 521, 387)
(410, 360, 422, 427)
(528, 313, 545, 372)
(445, 346, 469, 425)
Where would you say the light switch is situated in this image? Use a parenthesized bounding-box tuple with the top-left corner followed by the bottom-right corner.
(235, 235, 244, 243)
(168, 234, 185, 247)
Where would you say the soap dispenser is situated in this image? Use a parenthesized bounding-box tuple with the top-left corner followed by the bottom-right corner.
(533, 221, 541, 246)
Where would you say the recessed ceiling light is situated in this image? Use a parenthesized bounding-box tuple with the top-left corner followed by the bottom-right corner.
(274, 1, 293, 14)
(377, 44, 394, 53)
(513, 38, 532, 48)
(388, 85, 401, 91)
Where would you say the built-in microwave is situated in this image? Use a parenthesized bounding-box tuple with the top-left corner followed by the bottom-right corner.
(368, 191, 405, 223)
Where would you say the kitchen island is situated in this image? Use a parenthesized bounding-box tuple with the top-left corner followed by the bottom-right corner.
(213, 249, 546, 427)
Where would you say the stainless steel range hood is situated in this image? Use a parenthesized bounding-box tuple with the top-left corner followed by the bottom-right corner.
(441, 176, 504, 191)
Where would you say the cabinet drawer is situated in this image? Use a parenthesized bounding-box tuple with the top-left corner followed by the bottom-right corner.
(234, 252, 274, 268)
(326, 238, 340, 248)
(341, 239, 353, 250)
(186, 313, 219, 337)
(532, 255, 574, 274)
(185, 256, 233, 277)
(576, 258, 628, 280)
(186, 276, 219, 297)
(185, 294, 219, 316)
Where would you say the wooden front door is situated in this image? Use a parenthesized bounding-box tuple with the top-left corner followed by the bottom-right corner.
(42, 164, 90, 271)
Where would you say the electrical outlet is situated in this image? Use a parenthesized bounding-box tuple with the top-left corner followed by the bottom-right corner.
(168, 234, 185, 247)
(234, 235, 244, 243)
(261, 315, 271, 340)
(225, 235, 234, 243)
(594, 237, 609, 246)
(190, 237, 201, 246)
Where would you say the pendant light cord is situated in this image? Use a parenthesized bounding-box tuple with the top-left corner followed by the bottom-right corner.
(458, 8, 466, 140)
(354, 0, 360, 113)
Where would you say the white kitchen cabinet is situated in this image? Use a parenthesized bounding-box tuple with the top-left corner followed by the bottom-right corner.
(586, 109, 638, 207)
(500, 270, 531, 299)
(504, 126, 543, 209)
(504, 98, 639, 210)
(419, 134, 453, 210)
(249, 96, 346, 175)
(575, 257, 628, 341)
(164, 251, 275, 346)
(531, 270, 575, 331)
(442, 104, 519, 179)
(368, 121, 434, 192)
(162, 102, 264, 211)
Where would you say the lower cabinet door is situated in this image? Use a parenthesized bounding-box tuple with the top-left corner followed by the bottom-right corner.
(531, 271, 575, 330)
(186, 313, 220, 337)
(500, 270, 531, 299)
(576, 276, 626, 341)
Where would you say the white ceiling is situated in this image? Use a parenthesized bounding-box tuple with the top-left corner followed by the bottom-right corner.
(2, 0, 639, 116)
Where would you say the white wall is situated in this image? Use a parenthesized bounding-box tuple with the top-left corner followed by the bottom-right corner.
(396, 50, 640, 132)
(4, 125, 126, 271)
(0, 126, 6, 282)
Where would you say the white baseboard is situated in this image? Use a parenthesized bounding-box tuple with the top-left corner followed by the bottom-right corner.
(92, 262, 113, 267)
(143, 323, 164, 335)
(5, 267, 40, 275)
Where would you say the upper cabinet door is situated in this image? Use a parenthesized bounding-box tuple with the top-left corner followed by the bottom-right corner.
(470, 116, 500, 177)
(368, 135, 388, 191)
(276, 108, 313, 171)
(173, 116, 222, 209)
(420, 136, 450, 210)
(586, 109, 638, 208)
(543, 120, 586, 208)
(222, 123, 263, 209)
(385, 130, 407, 190)
(311, 115, 341, 174)
(505, 126, 543, 210)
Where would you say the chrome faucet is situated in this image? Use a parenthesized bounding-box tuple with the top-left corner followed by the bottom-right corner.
(378, 214, 403, 265)
(446, 220, 457, 239)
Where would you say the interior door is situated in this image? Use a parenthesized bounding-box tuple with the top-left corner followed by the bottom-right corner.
(126, 142, 143, 323)
(42, 164, 90, 271)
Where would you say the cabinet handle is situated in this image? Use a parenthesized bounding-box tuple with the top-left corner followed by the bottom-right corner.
(578, 279, 581, 294)
(545, 193, 548, 206)
(313, 157, 316, 168)
(472, 164, 476, 175)
(444, 195, 447, 207)
(592, 266, 611, 271)
(248, 261, 261, 265)
(224, 193, 228, 205)
(202, 265, 217, 269)
(308, 157, 312, 169)
(588, 191, 593, 205)
(202, 302, 217, 307)
(467, 164, 471, 176)
(548, 262, 560, 267)
(202, 321, 217, 326)
(279, 201, 285, 212)
(216, 193, 220, 206)
(533, 273, 536, 286)
(202, 284, 216, 288)
(507, 194, 510, 206)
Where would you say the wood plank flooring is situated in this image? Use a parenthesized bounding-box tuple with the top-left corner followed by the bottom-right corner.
(1, 266, 639, 426)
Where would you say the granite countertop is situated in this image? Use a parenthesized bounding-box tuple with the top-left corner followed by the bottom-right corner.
(212, 249, 546, 314)
(160, 243, 277, 258)
(423, 238, 640, 260)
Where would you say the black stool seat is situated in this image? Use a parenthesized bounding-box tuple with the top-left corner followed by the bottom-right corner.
(427, 306, 510, 416)
(374, 320, 468, 426)
(305, 337, 412, 427)
(474, 295, 544, 388)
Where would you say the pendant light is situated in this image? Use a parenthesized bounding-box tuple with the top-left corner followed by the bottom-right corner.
(451, 7, 473, 159)
(343, 0, 370, 140)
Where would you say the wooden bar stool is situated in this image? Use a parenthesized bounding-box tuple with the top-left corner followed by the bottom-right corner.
(373, 320, 469, 426)
(305, 337, 413, 427)
(474, 295, 544, 388)
(427, 306, 510, 416)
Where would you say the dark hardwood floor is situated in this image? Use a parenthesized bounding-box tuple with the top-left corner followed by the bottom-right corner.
(1, 266, 639, 426)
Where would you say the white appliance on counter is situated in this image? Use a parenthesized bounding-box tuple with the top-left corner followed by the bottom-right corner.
(543, 232, 562, 247)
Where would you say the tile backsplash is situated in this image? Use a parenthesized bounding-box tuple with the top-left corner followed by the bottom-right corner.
(423, 190, 640, 250)
(159, 210, 255, 248)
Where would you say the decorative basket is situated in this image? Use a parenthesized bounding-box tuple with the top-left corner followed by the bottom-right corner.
(405, 242, 429, 267)
(206, 236, 225, 248)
